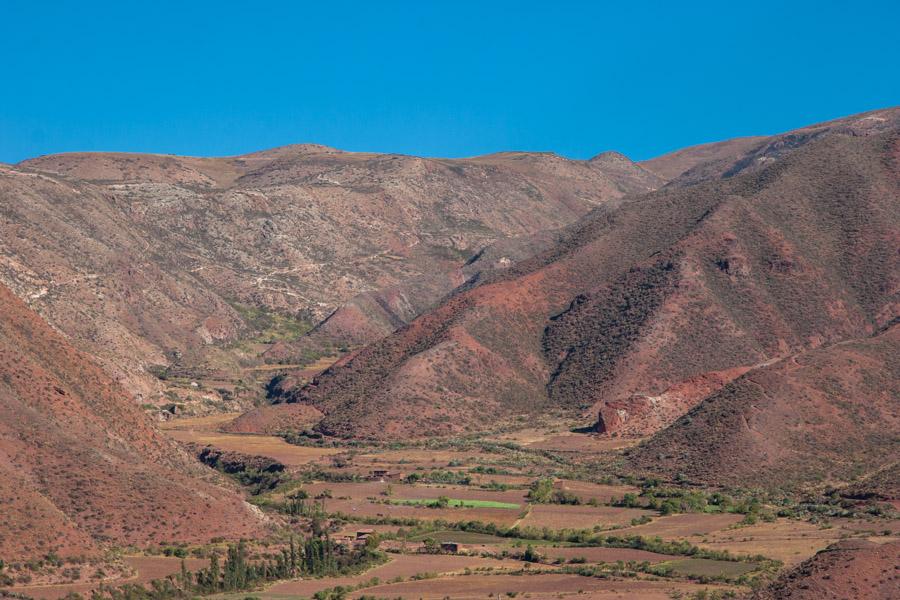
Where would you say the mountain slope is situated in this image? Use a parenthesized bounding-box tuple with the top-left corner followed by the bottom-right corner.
(1, 148, 659, 398)
(281, 109, 899, 440)
(0, 284, 266, 560)
(750, 540, 899, 600)
(639, 136, 766, 181)
(626, 324, 900, 491)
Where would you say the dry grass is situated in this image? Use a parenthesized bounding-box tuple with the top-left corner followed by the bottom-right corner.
(158, 412, 242, 431)
(164, 430, 340, 466)
(697, 518, 861, 566)
(614, 512, 743, 539)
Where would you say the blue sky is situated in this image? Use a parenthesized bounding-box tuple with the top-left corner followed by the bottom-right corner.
(2, 1, 898, 163)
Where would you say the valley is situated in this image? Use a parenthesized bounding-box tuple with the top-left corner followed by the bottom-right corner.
(1, 107, 898, 599)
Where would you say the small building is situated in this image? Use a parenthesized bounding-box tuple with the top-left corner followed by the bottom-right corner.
(356, 528, 375, 540)
(440, 542, 460, 554)
(369, 469, 402, 481)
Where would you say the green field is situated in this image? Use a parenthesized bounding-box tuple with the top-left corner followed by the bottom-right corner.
(391, 498, 520, 509)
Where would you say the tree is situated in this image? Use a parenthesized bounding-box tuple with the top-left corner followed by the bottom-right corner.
(527, 478, 555, 503)
(522, 544, 541, 563)
(209, 553, 220, 592)
(422, 537, 441, 554)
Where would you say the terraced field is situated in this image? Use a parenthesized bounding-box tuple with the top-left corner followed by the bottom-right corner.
(130, 417, 899, 599)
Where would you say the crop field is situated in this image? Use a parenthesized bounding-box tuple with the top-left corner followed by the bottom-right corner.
(615, 512, 744, 538)
(301, 481, 528, 504)
(164, 430, 341, 465)
(660, 557, 760, 578)
(359, 573, 733, 599)
(529, 545, 674, 563)
(157, 412, 243, 431)
(391, 497, 521, 509)
(555, 479, 641, 502)
(320, 496, 525, 526)
(695, 518, 888, 565)
(407, 530, 512, 544)
(524, 433, 641, 453)
(255, 554, 525, 598)
(146, 420, 899, 599)
(520, 504, 654, 529)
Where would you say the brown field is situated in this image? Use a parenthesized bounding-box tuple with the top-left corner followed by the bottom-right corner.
(360, 572, 735, 599)
(614, 512, 744, 539)
(302, 480, 528, 504)
(158, 413, 242, 431)
(530, 546, 673, 563)
(660, 557, 759, 578)
(696, 518, 871, 565)
(525, 433, 641, 453)
(8, 556, 208, 600)
(520, 504, 653, 530)
(555, 479, 641, 502)
(468, 472, 535, 486)
(164, 430, 340, 466)
(354, 448, 510, 472)
(259, 554, 523, 598)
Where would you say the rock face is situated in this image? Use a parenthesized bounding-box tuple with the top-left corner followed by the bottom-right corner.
(280, 108, 900, 441)
(0, 283, 267, 560)
(1, 147, 660, 395)
(750, 540, 899, 600)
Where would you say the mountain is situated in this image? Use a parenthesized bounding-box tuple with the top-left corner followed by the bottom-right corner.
(639, 136, 766, 181)
(0, 283, 266, 560)
(626, 324, 899, 491)
(1, 147, 660, 399)
(278, 108, 900, 440)
(750, 539, 899, 599)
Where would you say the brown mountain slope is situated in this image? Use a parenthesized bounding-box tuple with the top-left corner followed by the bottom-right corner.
(749, 539, 899, 600)
(0, 284, 266, 560)
(644, 107, 899, 186)
(626, 324, 900, 491)
(639, 136, 766, 181)
(281, 109, 899, 440)
(2, 148, 659, 397)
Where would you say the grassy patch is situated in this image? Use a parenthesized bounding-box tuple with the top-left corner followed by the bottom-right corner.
(228, 301, 313, 344)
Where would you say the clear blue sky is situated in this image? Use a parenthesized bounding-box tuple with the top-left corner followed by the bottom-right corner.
(2, 1, 898, 163)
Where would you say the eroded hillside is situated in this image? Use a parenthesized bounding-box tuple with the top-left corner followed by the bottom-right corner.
(1, 147, 659, 399)
(282, 109, 899, 441)
(0, 284, 266, 560)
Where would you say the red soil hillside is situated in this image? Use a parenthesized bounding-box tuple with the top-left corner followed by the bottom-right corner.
(2, 147, 659, 397)
(281, 109, 899, 440)
(749, 539, 899, 599)
(222, 402, 323, 435)
(627, 324, 900, 491)
(0, 284, 266, 560)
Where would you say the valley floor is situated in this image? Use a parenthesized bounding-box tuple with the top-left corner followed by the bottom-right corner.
(7, 417, 896, 600)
